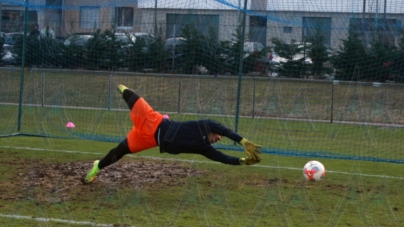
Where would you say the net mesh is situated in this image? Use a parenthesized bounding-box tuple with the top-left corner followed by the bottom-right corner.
(1, 0, 404, 163)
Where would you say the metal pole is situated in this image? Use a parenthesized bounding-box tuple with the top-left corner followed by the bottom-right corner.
(383, 0, 387, 40)
(375, 0, 379, 31)
(17, 0, 29, 131)
(238, 0, 241, 18)
(154, 0, 157, 36)
(362, 0, 366, 23)
(0, 2, 2, 32)
(234, 0, 248, 133)
(178, 80, 181, 114)
(252, 79, 255, 118)
(362, 0, 366, 46)
(171, 25, 176, 72)
(42, 73, 45, 107)
(330, 82, 334, 123)
(62, 0, 64, 36)
(383, 0, 387, 22)
(108, 73, 112, 110)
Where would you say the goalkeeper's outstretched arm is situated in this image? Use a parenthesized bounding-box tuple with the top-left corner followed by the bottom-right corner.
(204, 119, 262, 161)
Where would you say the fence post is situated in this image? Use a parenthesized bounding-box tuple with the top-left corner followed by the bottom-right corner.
(17, 0, 29, 131)
(234, 0, 248, 134)
(178, 80, 181, 114)
(108, 73, 112, 111)
(252, 79, 256, 118)
(42, 73, 45, 107)
(331, 81, 334, 123)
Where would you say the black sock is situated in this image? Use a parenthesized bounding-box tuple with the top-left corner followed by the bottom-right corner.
(98, 139, 131, 169)
(123, 89, 140, 109)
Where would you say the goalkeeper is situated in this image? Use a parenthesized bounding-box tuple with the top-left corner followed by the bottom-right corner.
(84, 85, 262, 183)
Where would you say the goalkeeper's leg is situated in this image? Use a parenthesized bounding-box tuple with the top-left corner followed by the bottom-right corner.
(84, 139, 131, 183)
(98, 139, 131, 169)
(118, 84, 141, 110)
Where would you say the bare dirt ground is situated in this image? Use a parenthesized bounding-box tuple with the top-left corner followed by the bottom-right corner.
(1, 159, 204, 202)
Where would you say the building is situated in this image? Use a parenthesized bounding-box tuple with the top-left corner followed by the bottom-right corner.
(137, 0, 404, 50)
(1, 0, 403, 50)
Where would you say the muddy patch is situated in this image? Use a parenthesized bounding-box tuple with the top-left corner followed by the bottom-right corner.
(2, 159, 204, 202)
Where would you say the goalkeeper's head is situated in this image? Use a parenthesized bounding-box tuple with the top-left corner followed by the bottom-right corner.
(208, 133, 222, 144)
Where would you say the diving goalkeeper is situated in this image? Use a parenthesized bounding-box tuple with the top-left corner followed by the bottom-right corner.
(84, 84, 262, 183)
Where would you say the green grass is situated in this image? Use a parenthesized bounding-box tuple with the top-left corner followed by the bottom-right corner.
(2, 103, 403, 162)
(1, 69, 404, 121)
(1, 69, 403, 225)
(1, 70, 403, 161)
(0, 136, 403, 227)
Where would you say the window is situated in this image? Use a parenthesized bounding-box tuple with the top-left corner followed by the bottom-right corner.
(250, 16, 267, 27)
(116, 7, 134, 28)
(1, 10, 38, 33)
(166, 14, 219, 40)
(46, 0, 62, 6)
(302, 17, 332, 45)
(283, 27, 292, 33)
(249, 16, 267, 46)
(349, 18, 400, 47)
(350, 18, 398, 32)
(80, 7, 100, 29)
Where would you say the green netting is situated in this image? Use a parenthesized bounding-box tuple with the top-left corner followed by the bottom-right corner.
(0, 0, 403, 163)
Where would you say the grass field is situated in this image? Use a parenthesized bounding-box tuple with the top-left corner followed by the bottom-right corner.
(1, 103, 404, 162)
(2, 70, 404, 156)
(1, 69, 404, 226)
(0, 136, 403, 227)
(1, 69, 404, 123)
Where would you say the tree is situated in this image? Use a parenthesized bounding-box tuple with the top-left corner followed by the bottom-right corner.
(177, 22, 207, 74)
(385, 29, 404, 82)
(201, 26, 228, 75)
(0, 35, 4, 63)
(100, 29, 123, 70)
(306, 25, 330, 77)
(365, 38, 397, 82)
(146, 22, 169, 73)
(60, 34, 88, 69)
(218, 15, 253, 75)
(332, 26, 367, 81)
(271, 38, 308, 77)
(12, 33, 61, 68)
(124, 35, 145, 71)
(227, 17, 245, 75)
(85, 29, 108, 70)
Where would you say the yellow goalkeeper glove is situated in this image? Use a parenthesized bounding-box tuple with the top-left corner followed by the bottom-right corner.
(239, 156, 261, 165)
(239, 138, 262, 161)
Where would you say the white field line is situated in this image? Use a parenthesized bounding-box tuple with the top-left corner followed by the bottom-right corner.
(1, 145, 404, 180)
(0, 213, 124, 227)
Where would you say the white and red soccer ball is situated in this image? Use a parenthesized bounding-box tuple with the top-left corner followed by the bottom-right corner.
(303, 160, 326, 182)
